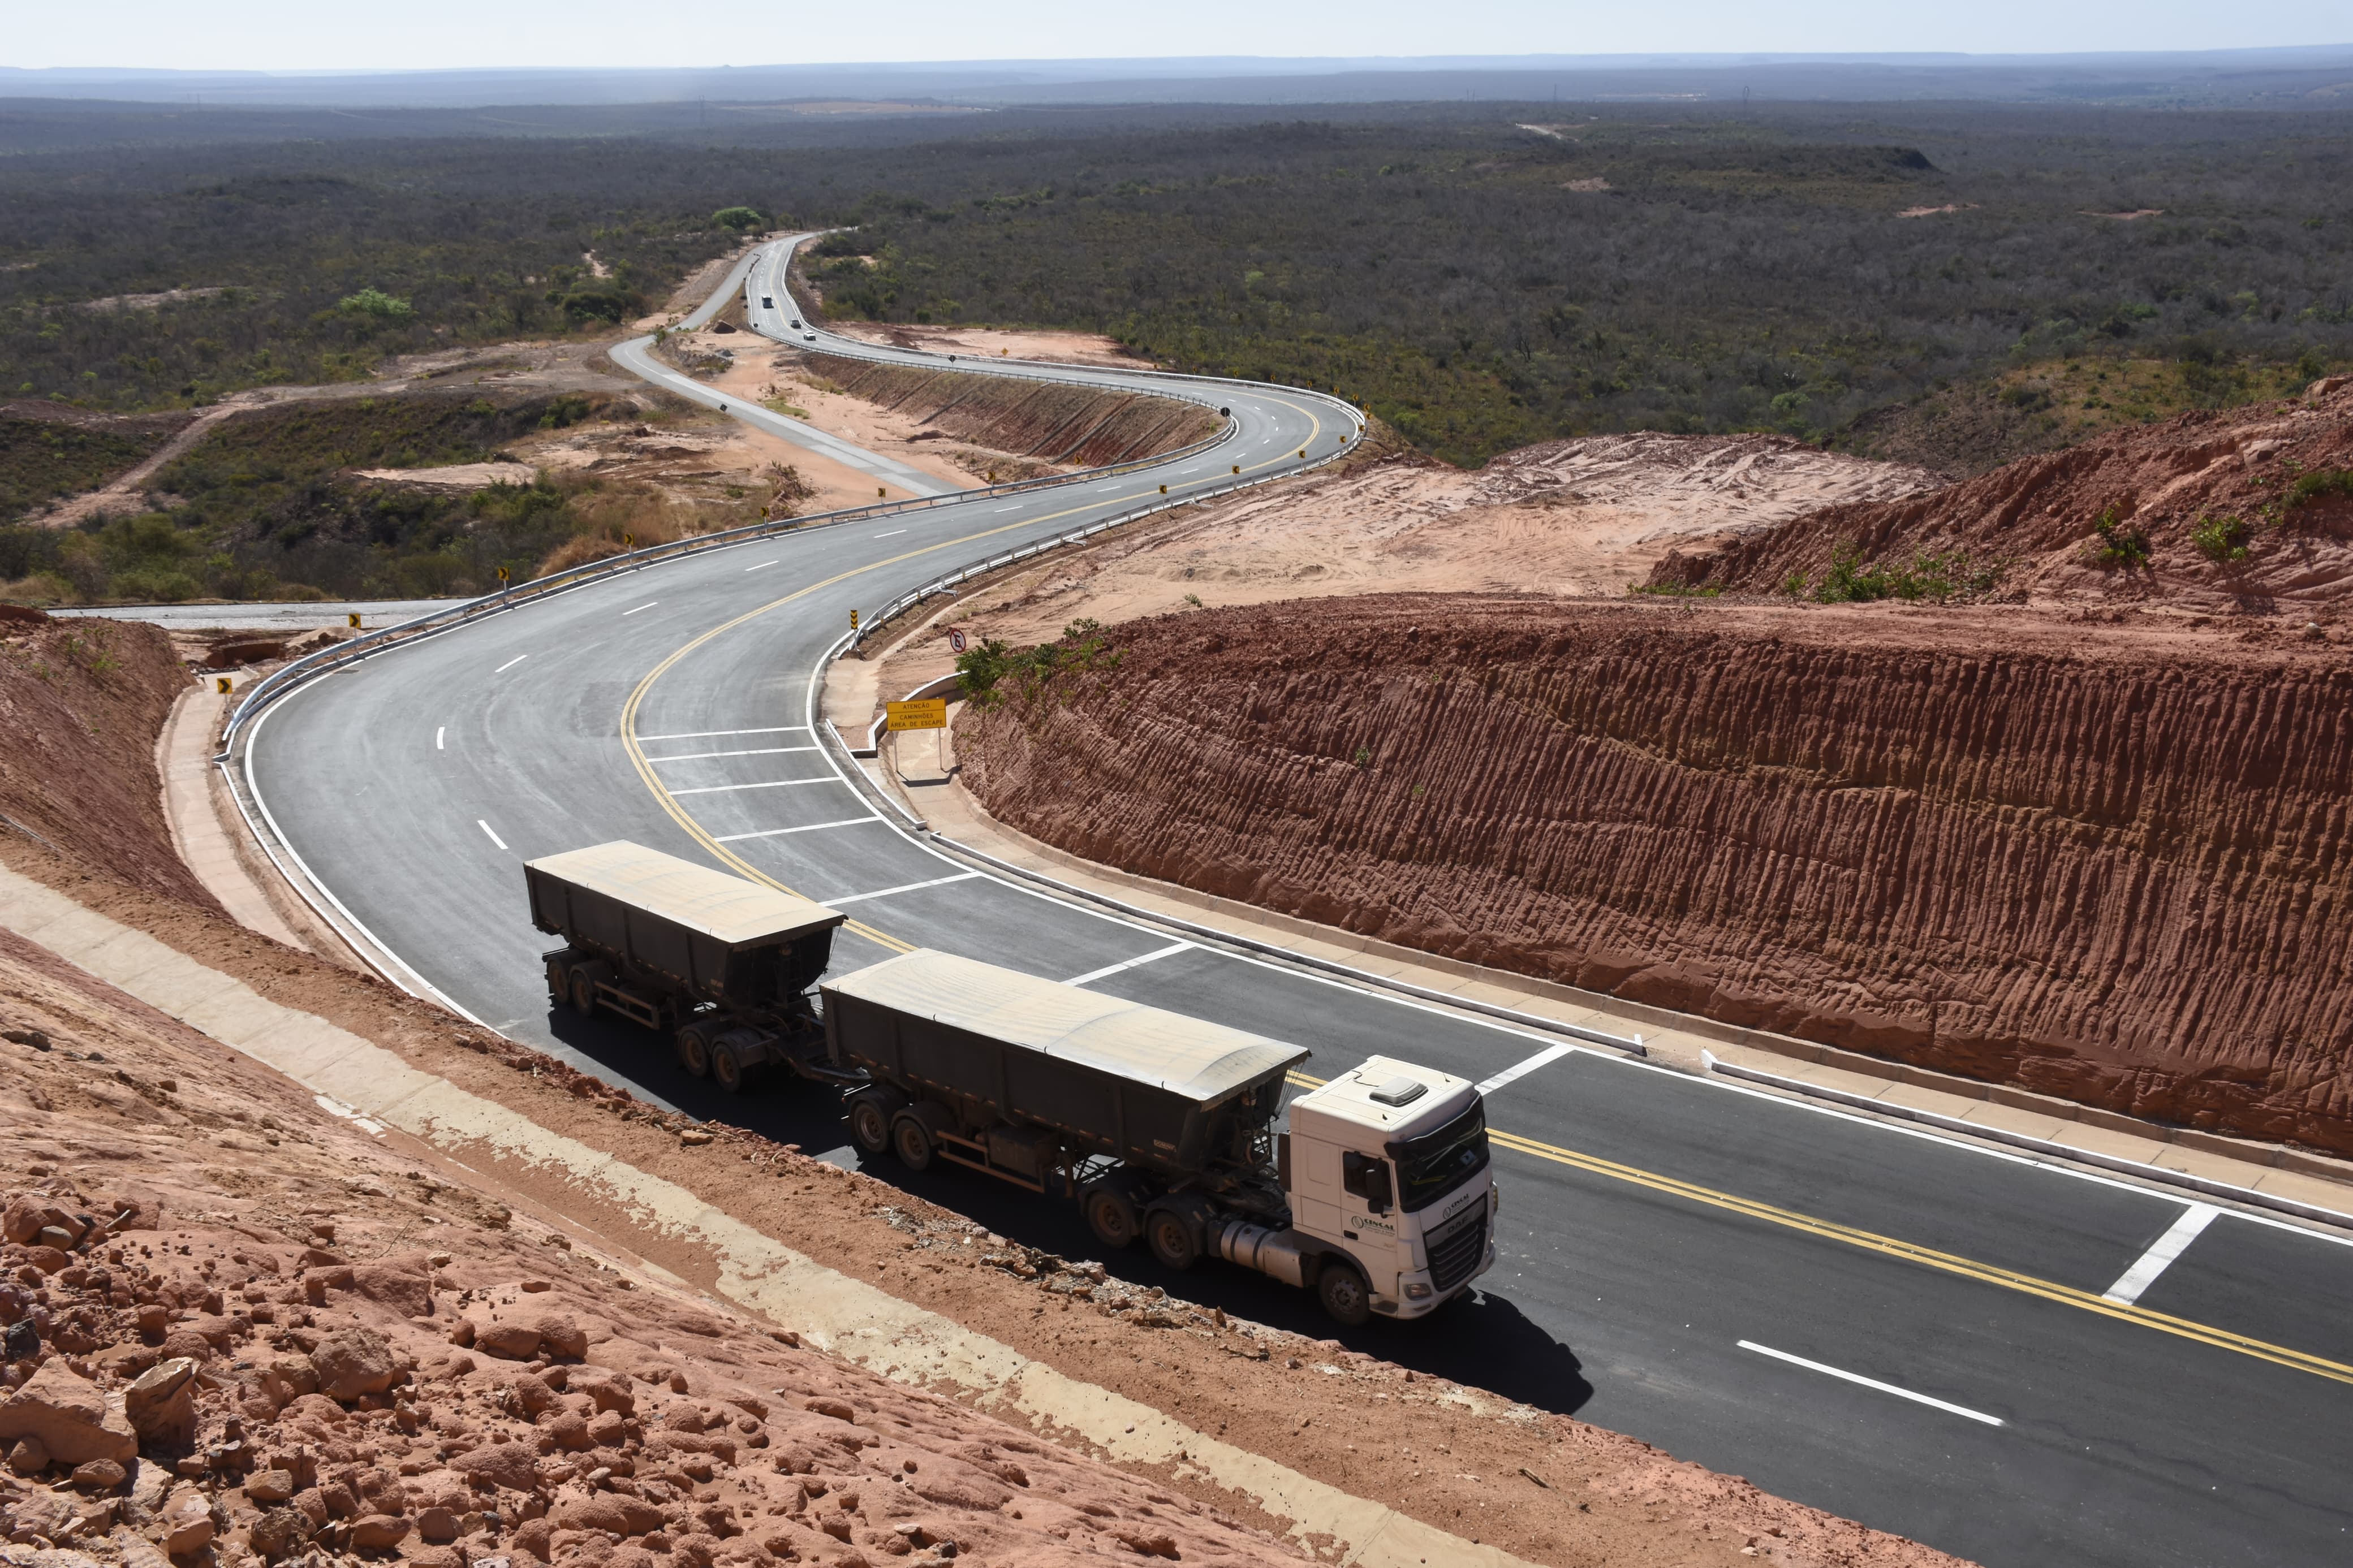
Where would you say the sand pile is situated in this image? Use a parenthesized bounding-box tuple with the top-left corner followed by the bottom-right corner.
(1650, 377, 2353, 606)
(957, 593, 2353, 1156)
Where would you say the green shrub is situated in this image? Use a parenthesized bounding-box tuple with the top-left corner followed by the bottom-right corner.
(711, 206, 767, 233)
(336, 288, 415, 323)
(2287, 469, 2353, 509)
(2087, 508, 2151, 568)
(1811, 541, 1999, 602)
(2190, 513, 2252, 563)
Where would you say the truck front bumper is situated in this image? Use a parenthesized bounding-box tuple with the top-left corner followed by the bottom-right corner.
(1375, 1236, 1497, 1319)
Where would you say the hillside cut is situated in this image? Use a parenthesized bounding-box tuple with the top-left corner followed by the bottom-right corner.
(959, 595, 2353, 1155)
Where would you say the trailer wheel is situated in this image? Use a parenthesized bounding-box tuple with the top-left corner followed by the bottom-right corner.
(1316, 1259, 1373, 1328)
(847, 1095, 893, 1156)
(1082, 1183, 1141, 1251)
(890, 1113, 936, 1170)
(1145, 1207, 1201, 1272)
(675, 1023, 713, 1078)
(710, 1042, 749, 1094)
(569, 968, 598, 1016)
(546, 956, 571, 1008)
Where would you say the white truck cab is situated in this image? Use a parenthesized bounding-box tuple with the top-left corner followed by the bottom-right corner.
(1279, 1056, 1497, 1320)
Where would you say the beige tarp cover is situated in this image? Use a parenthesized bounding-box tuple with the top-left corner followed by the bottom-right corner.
(825, 948, 1308, 1106)
(528, 841, 843, 947)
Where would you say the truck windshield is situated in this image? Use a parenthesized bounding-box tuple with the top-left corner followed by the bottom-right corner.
(1389, 1100, 1489, 1213)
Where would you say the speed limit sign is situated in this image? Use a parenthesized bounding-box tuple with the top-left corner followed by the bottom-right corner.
(949, 628, 968, 654)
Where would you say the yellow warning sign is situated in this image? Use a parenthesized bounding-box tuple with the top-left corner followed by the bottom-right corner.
(886, 698, 948, 732)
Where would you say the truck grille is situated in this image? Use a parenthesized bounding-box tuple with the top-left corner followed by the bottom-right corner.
(1425, 1200, 1488, 1293)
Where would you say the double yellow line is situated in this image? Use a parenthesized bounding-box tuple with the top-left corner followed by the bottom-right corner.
(1285, 1071, 2353, 1387)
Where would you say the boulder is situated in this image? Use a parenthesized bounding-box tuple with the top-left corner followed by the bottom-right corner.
(552, 1493, 668, 1537)
(0, 1359, 137, 1466)
(311, 1328, 399, 1402)
(2, 1195, 83, 1246)
(72, 1457, 127, 1491)
(161, 1485, 216, 1557)
(352, 1262, 432, 1320)
(125, 1358, 200, 1451)
(531, 1313, 587, 1360)
(451, 1440, 541, 1493)
(247, 1468, 296, 1505)
(350, 1513, 411, 1550)
(417, 1505, 460, 1543)
(7, 1434, 49, 1475)
(472, 1322, 541, 1361)
(251, 1505, 314, 1562)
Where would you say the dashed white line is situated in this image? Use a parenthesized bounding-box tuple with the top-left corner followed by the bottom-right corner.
(744, 560, 779, 573)
(714, 816, 885, 844)
(1738, 1342, 2004, 1427)
(1477, 1042, 1580, 1095)
(873, 529, 907, 538)
(476, 819, 509, 852)
(667, 778, 844, 797)
(1065, 942, 1194, 987)
(636, 725, 811, 741)
(622, 601, 660, 616)
(823, 870, 984, 906)
(2102, 1203, 2220, 1305)
(493, 655, 528, 673)
(435, 727, 445, 751)
(644, 745, 821, 763)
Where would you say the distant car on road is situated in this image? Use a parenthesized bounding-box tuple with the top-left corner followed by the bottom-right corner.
(789, 318, 802, 328)
(761, 295, 774, 309)
(803, 332, 817, 342)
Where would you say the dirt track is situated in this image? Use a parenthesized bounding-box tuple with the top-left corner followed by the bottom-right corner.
(957, 593, 2353, 1157)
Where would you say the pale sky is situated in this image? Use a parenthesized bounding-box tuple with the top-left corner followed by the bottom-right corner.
(5, 1, 2347, 75)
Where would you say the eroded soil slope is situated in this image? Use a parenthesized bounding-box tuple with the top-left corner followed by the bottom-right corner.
(1653, 377, 2353, 607)
(799, 353, 1218, 470)
(959, 595, 2353, 1155)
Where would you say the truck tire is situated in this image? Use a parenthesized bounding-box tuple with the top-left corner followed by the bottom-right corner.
(1144, 1205, 1201, 1272)
(569, 967, 598, 1016)
(1082, 1183, 1141, 1251)
(675, 1023, 713, 1078)
(847, 1094, 894, 1156)
(546, 956, 572, 1008)
(890, 1113, 936, 1170)
(1316, 1259, 1373, 1328)
(710, 1041, 749, 1094)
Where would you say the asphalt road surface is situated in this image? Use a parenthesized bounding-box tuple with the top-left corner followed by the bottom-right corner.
(242, 240, 2353, 1568)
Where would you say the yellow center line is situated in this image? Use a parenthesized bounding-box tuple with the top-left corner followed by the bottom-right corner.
(1285, 1070, 2353, 1386)
(619, 449, 1309, 947)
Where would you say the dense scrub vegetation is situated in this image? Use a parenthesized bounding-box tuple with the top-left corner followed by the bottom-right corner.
(0, 391, 735, 603)
(1, 405, 185, 520)
(1, 100, 2347, 481)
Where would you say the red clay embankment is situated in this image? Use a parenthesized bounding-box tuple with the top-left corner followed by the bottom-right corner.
(801, 351, 1218, 468)
(959, 594, 2353, 1155)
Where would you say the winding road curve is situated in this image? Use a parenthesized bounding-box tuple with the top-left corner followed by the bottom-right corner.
(240, 240, 2353, 1568)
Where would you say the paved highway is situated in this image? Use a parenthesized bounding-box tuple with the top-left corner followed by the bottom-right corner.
(240, 240, 2353, 1567)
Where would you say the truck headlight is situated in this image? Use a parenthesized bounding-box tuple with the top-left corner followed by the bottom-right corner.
(1404, 1282, 1433, 1300)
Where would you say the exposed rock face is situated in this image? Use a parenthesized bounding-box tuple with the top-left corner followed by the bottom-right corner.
(802, 351, 1219, 468)
(0, 1360, 137, 1467)
(960, 594, 2353, 1153)
(1649, 378, 2353, 607)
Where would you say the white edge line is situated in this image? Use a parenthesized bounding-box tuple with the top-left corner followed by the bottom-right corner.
(622, 602, 660, 616)
(434, 726, 444, 750)
(238, 686, 490, 1026)
(493, 654, 528, 673)
(1737, 1341, 2005, 1427)
(744, 560, 778, 572)
(1065, 941, 1195, 988)
(2102, 1203, 2221, 1304)
(477, 819, 509, 852)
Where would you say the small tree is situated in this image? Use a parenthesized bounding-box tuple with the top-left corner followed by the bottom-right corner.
(336, 287, 415, 324)
(712, 206, 766, 234)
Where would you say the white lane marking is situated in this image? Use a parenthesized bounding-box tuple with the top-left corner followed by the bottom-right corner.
(636, 725, 811, 741)
(494, 654, 528, 673)
(435, 727, 445, 750)
(822, 870, 984, 907)
(1738, 1342, 2004, 1427)
(476, 819, 509, 852)
(873, 529, 907, 538)
(645, 745, 821, 763)
(2102, 1203, 2220, 1304)
(622, 602, 660, 616)
(1064, 941, 1194, 987)
(1477, 1042, 1579, 1095)
(713, 816, 885, 844)
(744, 560, 779, 572)
(667, 777, 845, 797)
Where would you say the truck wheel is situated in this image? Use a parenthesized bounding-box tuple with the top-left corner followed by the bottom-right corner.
(1083, 1184, 1141, 1251)
(675, 1024, 712, 1078)
(1145, 1207, 1201, 1272)
(891, 1113, 935, 1170)
(546, 956, 571, 1008)
(847, 1095, 892, 1156)
(1316, 1260, 1373, 1328)
(569, 968, 598, 1016)
(710, 1042, 749, 1094)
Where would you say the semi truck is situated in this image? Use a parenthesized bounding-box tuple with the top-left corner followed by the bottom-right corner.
(822, 948, 1497, 1325)
(527, 841, 849, 1091)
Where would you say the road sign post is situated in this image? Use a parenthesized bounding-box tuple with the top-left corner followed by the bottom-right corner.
(949, 629, 967, 654)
